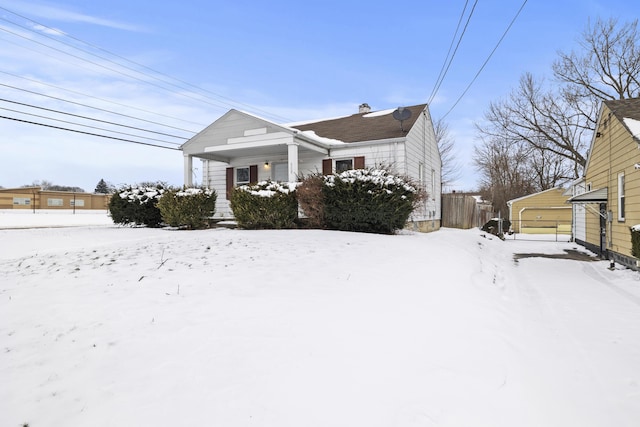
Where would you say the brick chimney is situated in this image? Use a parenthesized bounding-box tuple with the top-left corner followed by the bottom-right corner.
(358, 103, 371, 114)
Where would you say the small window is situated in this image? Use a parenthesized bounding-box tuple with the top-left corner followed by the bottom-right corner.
(272, 163, 288, 182)
(236, 167, 250, 185)
(70, 199, 85, 207)
(13, 197, 30, 205)
(618, 172, 625, 221)
(47, 198, 63, 207)
(335, 159, 353, 173)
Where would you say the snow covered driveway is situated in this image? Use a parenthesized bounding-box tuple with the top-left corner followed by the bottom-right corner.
(1, 224, 639, 426)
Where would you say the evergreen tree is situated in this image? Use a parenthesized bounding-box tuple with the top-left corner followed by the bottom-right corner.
(94, 179, 111, 194)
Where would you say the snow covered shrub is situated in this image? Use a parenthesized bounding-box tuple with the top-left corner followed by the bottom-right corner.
(630, 225, 640, 258)
(108, 183, 165, 227)
(296, 173, 325, 228)
(157, 187, 217, 229)
(230, 180, 298, 229)
(322, 168, 422, 234)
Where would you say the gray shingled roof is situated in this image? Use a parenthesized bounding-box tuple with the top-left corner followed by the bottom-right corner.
(290, 104, 427, 143)
(604, 98, 640, 121)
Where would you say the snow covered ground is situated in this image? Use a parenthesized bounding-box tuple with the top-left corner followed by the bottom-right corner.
(1, 210, 640, 427)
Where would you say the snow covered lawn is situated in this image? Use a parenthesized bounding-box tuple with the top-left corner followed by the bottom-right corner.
(1, 212, 640, 426)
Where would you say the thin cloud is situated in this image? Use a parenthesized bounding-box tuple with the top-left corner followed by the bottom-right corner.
(3, 1, 146, 32)
(31, 23, 66, 36)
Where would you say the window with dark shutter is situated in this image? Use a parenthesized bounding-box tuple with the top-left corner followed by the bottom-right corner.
(354, 156, 365, 169)
(226, 167, 234, 199)
(322, 158, 332, 175)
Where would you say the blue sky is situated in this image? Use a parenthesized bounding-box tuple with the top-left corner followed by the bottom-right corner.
(0, 0, 638, 192)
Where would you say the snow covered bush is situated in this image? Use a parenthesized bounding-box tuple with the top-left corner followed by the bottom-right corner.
(230, 180, 298, 229)
(630, 225, 640, 258)
(157, 187, 217, 229)
(322, 168, 423, 234)
(108, 183, 165, 227)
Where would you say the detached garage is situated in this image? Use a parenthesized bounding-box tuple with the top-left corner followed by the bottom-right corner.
(507, 188, 572, 234)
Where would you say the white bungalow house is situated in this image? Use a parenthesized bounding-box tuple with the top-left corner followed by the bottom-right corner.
(180, 103, 442, 232)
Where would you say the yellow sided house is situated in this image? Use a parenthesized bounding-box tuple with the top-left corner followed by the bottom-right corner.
(507, 187, 572, 234)
(568, 98, 640, 269)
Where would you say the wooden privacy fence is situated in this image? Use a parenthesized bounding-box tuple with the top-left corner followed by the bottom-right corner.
(441, 193, 493, 229)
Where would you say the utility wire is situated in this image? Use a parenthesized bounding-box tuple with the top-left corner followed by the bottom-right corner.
(441, 0, 528, 119)
(0, 105, 183, 145)
(0, 115, 181, 150)
(427, 0, 470, 105)
(0, 98, 187, 140)
(0, 70, 206, 128)
(427, 0, 479, 106)
(0, 24, 241, 117)
(0, 6, 293, 123)
(0, 83, 195, 134)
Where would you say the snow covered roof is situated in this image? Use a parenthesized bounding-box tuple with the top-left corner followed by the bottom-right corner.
(289, 104, 427, 143)
(603, 98, 640, 141)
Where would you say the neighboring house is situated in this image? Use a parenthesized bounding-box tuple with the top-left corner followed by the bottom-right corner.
(568, 97, 640, 268)
(180, 103, 442, 232)
(506, 187, 572, 234)
(0, 187, 110, 210)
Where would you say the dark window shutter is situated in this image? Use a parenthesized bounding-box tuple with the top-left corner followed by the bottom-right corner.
(226, 167, 234, 199)
(249, 165, 258, 183)
(322, 158, 332, 175)
(354, 156, 365, 169)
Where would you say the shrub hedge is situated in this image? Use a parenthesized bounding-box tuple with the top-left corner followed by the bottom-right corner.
(108, 184, 165, 227)
(631, 225, 640, 258)
(157, 187, 217, 229)
(230, 180, 298, 229)
(321, 168, 422, 234)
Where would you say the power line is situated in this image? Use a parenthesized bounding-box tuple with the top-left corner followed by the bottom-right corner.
(0, 24, 241, 117)
(0, 98, 188, 140)
(427, 0, 471, 105)
(0, 105, 183, 145)
(0, 115, 181, 150)
(0, 83, 195, 133)
(0, 70, 206, 128)
(0, 6, 293, 123)
(441, 0, 529, 119)
(427, 0, 479, 106)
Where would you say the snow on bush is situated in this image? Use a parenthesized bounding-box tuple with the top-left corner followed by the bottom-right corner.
(158, 187, 217, 230)
(230, 180, 298, 229)
(630, 225, 640, 258)
(321, 167, 424, 234)
(109, 183, 166, 227)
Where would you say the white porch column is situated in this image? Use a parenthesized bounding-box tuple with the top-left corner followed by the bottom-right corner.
(183, 154, 193, 187)
(287, 141, 299, 182)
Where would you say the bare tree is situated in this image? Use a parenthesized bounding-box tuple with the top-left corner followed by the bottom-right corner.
(473, 135, 537, 217)
(478, 73, 591, 179)
(474, 18, 640, 209)
(553, 18, 640, 101)
(434, 118, 462, 189)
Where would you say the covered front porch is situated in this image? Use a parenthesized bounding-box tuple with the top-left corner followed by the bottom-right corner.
(183, 131, 330, 188)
